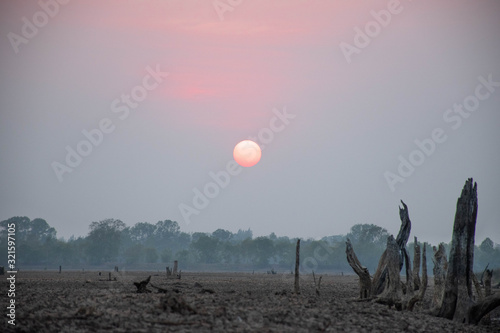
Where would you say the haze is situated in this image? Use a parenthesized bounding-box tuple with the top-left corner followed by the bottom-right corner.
(1, 0, 499, 245)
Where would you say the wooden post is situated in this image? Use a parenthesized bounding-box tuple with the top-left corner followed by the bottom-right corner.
(59, 265, 61, 273)
(345, 238, 372, 299)
(173, 260, 178, 275)
(108, 272, 111, 281)
(413, 236, 421, 291)
(0, 266, 5, 275)
(294, 239, 300, 294)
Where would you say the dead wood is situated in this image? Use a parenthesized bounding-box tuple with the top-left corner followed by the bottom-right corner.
(432, 243, 448, 308)
(134, 275, 152, 293)
(413, 237, 421, 291)
(345, 238, 372, 299)
(408, 242, 428, 311)
(294, 239, 300, 294)
(438, 179, 478, 322)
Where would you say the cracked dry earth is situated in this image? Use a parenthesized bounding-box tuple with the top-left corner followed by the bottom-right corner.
(3, 271, 499, 332)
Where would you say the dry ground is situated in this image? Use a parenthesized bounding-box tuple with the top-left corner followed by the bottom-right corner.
(2, 270, 499, 332)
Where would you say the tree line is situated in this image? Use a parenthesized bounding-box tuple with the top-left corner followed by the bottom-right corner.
(0, 216, 498, 273)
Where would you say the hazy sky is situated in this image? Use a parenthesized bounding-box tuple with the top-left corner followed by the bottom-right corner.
(1, 0, 499, 245)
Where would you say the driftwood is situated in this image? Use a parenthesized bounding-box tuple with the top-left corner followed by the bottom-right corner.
(294, 239, 300, 294)
(432, 243, 448, 308)
(413, 237, 421, 291)
(345, 238, 372, 299)
(437, 178, 500, 324)
(408, 242, 428, 311)
(134, 276, 152, 293)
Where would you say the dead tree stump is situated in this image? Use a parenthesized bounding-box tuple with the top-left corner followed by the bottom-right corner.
(438, 179, 478, 322)
(432, 243, 448, 308)
(294, 239, 300, 294)
(377, 235, 402, 307)
(173, 260, 178, 275)
(484, 269, 493, 297)
(346, 238, 372, 299)
(134, 276, 152, 293)
(413, 237, 421, 291)
(436, 178, 500, 324)
(408, 242, 428, 311)
(373, 201, 412, 297)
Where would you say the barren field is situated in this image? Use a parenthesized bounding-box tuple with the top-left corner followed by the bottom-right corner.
(3, 270, 499, 332)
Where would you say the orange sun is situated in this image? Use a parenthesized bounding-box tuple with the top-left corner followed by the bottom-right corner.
(233, 140, 261, 167)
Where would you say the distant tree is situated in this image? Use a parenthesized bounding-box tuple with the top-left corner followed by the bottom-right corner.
(479, 237, 494, 254)
(191, 235, 219, 263)
(253, 236, 275, 267)
(233, 228, 253, 242)
(129, 222, 156, 245)
(124, 243, 144, 265)
(347, 224, 389, 246)
(212, 229, 233, 241)
(144, 247, 158, 263)
(86, 218, 126, 265)
(160, 248, 172, 263)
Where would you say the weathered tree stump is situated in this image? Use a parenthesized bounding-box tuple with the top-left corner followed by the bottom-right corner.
(373, 201, 412, 297)
(134, 276, 152, 293)
(408, 242, 428, 311)
(376, 235, 402, 308)
(312, 271, 322, 296)
(346, 238, 372, 299)
(432, 243, 448, 308)
(413, 237, 421, 291)
(438, 179, 478, 322)
(173, 260, 178, 275)
(294, 239, 300, 294)
(437, 178, 500, 324)
(166, 266, 172, 276)
(484, 269, 493, 297)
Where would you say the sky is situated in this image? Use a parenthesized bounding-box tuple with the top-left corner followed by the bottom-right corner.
(1, 0, 499, 246)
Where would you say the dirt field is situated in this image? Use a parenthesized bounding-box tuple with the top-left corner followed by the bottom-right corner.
(2, 270, 499, 332)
